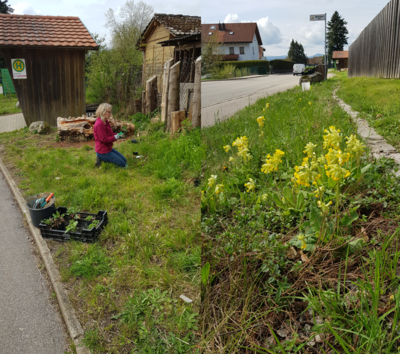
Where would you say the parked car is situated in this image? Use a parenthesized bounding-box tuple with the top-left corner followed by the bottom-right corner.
(293, 63, 305, 76)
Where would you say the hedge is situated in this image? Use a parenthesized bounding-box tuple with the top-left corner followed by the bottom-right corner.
(221, 60, 270, 71)
(269, 59, 295, 70)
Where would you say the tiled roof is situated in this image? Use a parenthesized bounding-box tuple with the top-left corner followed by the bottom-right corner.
(137, 14, 200, 48)
(0, 14, 98, 49)
(202, 23, 262, 45)
(332, 51, 348, 59)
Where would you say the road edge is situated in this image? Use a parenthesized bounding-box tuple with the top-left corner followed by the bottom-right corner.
(0, 157, 91, 354)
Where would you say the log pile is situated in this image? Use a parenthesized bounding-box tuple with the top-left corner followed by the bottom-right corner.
(57, 115, 135, 142)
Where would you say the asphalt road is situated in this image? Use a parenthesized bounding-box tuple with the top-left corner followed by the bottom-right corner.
(201, 73, 301, 127)
(0, 171, 68, 353)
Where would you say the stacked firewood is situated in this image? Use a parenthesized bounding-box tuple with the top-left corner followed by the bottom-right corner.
(57, 115, 135, 142)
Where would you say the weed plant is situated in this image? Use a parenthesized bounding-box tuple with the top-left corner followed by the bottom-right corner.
(201, 78, 400, 352)
(0, 124, 202, 353)
(0, 93, 22, 115)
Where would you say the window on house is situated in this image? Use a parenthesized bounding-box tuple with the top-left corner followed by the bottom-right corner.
(210, 25, 216, 30)
(208, 32, 212, 35)
(229, 47, 234, 54)
(230, 31, 234, 35)
(239, 47, 244, 54)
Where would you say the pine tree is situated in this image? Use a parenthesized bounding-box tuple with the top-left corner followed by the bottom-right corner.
(288, 39, 307, 64)
(0, 0, 14, 14)
(326, 11, 348, 63)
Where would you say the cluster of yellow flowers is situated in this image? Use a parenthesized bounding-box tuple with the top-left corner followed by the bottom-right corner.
(207, 175, 224, 195)
(261, 149, 285, 174)
(257, 116, 265, 128)
(244, 178, 255, 193)
(293, 156, 321, 187)
(262, 102, 270, 112)
(224, 136, 252, 163)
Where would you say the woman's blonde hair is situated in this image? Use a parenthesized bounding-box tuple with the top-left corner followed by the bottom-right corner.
(95, 103, 112, 121)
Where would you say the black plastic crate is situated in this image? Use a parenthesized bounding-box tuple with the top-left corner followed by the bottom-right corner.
(38, 207, 108, 243)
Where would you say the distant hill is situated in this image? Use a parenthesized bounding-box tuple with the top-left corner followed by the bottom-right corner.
(267, 53, 324, 61)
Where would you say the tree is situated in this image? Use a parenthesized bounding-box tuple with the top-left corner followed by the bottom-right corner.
(326, 11, 348, 63)
(0, 0, 14, 14)
(288, 39, 307, 64)
(201, 31, 224, 75)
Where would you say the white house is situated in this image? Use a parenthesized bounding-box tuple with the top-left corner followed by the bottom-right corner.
(201, 22, 264, 61)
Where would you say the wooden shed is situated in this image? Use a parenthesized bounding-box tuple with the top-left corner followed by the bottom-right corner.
(0, 14, 98, 126)
(332, 51, 348, 70)
(136, 14, 200, 92)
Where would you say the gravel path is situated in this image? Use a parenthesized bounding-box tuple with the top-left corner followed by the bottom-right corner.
(0, 171, 68, 353)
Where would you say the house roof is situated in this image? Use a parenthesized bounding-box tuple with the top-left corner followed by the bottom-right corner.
(201, 23, 263, 45)
(332, 51, 348, 59)
(137, 14, 200, 48)
(0, 14, 98, 49)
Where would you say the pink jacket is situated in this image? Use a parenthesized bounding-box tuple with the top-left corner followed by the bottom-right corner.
(93, 117, 116, 154)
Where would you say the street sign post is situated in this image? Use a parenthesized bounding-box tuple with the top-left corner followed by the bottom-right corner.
(11, 59, 27, 79)
(310, 14, 327, 80)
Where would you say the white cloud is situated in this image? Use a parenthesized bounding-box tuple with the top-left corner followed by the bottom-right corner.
(13, 2, 41, 15)
(257, 17, 282, 45)
(297, 23, 325, 46)
(224, 14, 239, 23)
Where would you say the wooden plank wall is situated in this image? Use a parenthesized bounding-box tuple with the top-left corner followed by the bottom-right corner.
(2, 47, 85, 126)
(349, 0, 400, 78)
(143, 24, 174, 91)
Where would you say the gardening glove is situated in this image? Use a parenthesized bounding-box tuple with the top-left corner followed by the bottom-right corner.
(114, 134, 122, 140)
(118, 132, 125, 139)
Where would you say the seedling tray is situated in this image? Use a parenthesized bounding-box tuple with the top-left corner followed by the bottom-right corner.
(38, 207, 108, 243)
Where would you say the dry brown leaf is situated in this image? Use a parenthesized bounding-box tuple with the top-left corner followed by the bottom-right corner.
(300, 251, 309, 263)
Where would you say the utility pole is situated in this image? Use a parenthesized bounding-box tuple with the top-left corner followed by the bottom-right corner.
(310, 13, 327, 80)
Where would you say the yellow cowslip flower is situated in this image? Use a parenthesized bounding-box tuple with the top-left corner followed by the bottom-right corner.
(325, 164, 350, 181)
(208, 175, 217, 187)
(390, 294, 395, 301)
(223, 145, 231, 152)
(313, 186, 325, 199)
(297, 234, 307, 250)
(244, 178, 255, 193)
(232, 136, 249, 149)
(308, 102, 312, 106)
(317, 200, 332, 215)
(325, 148, 339, 166)
(317, 155, 327, 165)
(346, 134, 366, 157)
(237, 147, 252, 163)
(266, 103, 270, 108)
(257, 116, 265, 128)
(261, 194, 268, 201)
(215, 184, 224, 194)
(336, 150, 350, 166)
(261, 150, 285, 174)
(201, 190, 206, 202)
(303, 142, 317, 158)
(323, 126, 342, 149)
(299, 98, 302, 101)
(229, 157, 234, 162)
(293, 156, 321, 187)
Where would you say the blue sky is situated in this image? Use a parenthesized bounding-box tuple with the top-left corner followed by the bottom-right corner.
(202, 0, 390, 57)
(11, 0, 201, 44)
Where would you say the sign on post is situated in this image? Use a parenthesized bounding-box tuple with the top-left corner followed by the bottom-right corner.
(310, 14, 326, 21)
(11, 59, 27, 79)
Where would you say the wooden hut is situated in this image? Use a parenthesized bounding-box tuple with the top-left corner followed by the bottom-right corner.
(332, 51, 348, 70)
(0, 14, 98, 126)
(136, 14, 200, 92)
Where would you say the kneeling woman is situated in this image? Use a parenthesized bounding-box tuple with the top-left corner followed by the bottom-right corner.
(93, 103, 127, 168)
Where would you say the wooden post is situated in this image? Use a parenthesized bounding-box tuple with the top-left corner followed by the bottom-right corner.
(146, 75, 157, 115)
(192, 56, 201, 128)
(142, 91, 146, 114)
(161, 59, 174, 123)
(171, 110, 186, 134)
(167, 61, 180, 131)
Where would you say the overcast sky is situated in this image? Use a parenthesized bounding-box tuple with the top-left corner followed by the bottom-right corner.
(202, 0, 389, 57)
(11, 0, 201, 44)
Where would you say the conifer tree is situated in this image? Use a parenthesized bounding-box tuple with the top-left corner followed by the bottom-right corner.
(288, 39, 307, 64)
(327, 11, 348, 62)
(0, 0, 14, 14)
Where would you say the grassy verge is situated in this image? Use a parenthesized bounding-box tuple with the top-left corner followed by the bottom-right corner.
(0, 93, 22, 115)
(0, 122, 203, 353)
(201, 76, 400, 353)
(336, 71, 400, 150)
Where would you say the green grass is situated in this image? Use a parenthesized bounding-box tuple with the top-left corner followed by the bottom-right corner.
(336, 71, 400, 150)
(200, 75, 400, 353)
(0, 124, 203, 353)
(0, 93, 22, 115)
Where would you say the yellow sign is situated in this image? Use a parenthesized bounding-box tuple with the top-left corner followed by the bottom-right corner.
(11, 59, 27, 79)
(13, 60, 25, 72)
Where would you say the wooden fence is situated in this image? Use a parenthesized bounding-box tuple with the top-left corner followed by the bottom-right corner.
(349, 0, 400, 78)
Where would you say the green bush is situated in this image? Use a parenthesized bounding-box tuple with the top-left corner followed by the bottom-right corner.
(269, 59, 295, 70)
(211, 64, 237, 79)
